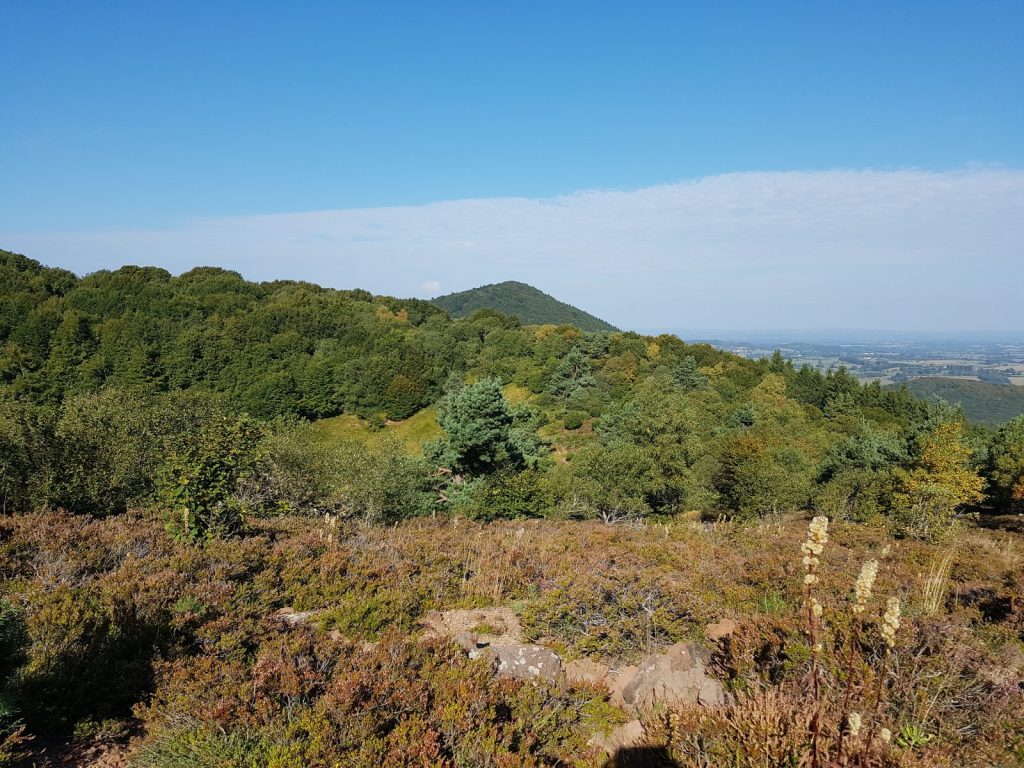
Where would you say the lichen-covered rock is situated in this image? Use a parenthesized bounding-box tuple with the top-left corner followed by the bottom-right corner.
(486, 643, 563, 681)
(620, 641, 726, 710)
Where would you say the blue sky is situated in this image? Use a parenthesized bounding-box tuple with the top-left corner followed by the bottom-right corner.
(2, 1, 1022, 331)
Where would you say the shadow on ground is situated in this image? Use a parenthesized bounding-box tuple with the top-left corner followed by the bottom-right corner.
(976, 511, 1024, 534)
(603, 746, 679, 768)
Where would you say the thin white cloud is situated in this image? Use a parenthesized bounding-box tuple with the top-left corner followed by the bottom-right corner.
(420, 279, 441, 294)
(4, 167, 1023, 331)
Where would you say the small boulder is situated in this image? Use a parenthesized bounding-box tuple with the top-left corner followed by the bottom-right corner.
(608, 664, 639, 707)
(620, 641, 726, 711)
(706, 618, 739, 643)
(273, 607, 319, 626)
(452, 631, 481, 653)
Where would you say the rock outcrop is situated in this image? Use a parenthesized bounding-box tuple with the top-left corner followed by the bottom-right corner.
(619, 641, 727, 710)
(418, 608, 728, 711)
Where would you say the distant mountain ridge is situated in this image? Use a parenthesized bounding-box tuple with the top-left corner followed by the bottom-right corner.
(431, 281, 617, 332)
(891, 377, 1024, 427)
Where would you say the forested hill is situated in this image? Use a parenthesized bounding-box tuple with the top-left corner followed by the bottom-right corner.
(5, 245, 1024, 528)
(1, 249, 922, 426)
(431, 281, 617, 332)
(895, 376, 1024, 427)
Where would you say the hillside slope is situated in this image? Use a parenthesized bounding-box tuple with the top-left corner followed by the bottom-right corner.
(895, 376, 1024, 426)
(431, 281, 617, 331)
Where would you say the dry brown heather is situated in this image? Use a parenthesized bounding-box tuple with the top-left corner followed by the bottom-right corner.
(1, 510, 1021, 767)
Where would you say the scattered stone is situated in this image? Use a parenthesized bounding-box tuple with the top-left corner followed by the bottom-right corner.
(998, 642, 1024, 673)
(620, 642, 726, 710)
(452, 631, 482, 653)
(706, 618, 739, 643)
(608, 664, 639, 707)
(272, 607, 319, 626)
(980, 642, 1024, 688)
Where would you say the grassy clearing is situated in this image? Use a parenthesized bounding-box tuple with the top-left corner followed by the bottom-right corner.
(313, 384, 541, 456)
(314, 407, 443, 455)
(502, 382, 533, 405)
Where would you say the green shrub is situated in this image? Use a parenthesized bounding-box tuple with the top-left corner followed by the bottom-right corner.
(135, 727, 293, 768)
(466, 468, 552, 521)
(157, 415, 265, 541)
(521, 571, 692, 660)
(563, 410, 586, 430)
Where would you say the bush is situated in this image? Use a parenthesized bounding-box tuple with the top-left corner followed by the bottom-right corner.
(712, 434, 813, 519)
(813, 469, 892, 522)
(555, 442, 671, 522)
(563, 410, 586, 430)
(331, 437, 434, 522)
(465, 468, 552, 521)
(0, 396, 50, 514)
(51, 389, 161, 515)
(157, 415, 265, 541)
(986, 415, 1024, 510)
(237, 419, 344, 515)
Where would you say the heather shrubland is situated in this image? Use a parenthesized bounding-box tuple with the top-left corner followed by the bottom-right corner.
(0, 510, 1019, 766)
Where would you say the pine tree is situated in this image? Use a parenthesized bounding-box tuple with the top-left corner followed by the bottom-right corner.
(671, 356, 707, 391)
(429, 378, 517, 476)
(547, 347, 595, 402)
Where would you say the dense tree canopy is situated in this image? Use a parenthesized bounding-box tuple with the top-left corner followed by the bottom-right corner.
(2, 248, 1015, 533)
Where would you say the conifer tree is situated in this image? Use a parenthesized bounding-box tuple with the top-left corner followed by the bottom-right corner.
(671, 356, 707, 391)
(986, 415, 1024, 509)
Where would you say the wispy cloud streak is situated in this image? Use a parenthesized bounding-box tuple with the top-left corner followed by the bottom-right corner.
(4, 168, 1022, 331)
